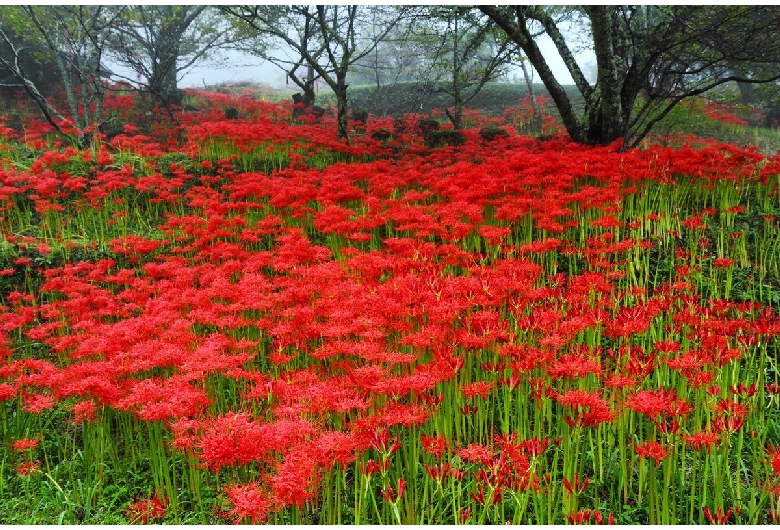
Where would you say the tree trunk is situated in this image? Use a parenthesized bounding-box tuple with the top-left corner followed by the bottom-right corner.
(586, 6, 624, 145)
(336, 75, 349, 141)
(445, 99, 463, 130)
(480, 6, 585, 143)
(736, 81, 756, 105)
(148, 33, 182, 116)
(519, 58, 542, 134)
(449, 13, 462, 130)
(303, 64, 316, 107)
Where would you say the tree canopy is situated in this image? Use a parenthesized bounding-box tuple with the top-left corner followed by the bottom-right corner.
(480, 5, 780, 148)
(2, 5, 780, 146)
(106, 6, 238, 116)
(223, 5, 404, 140)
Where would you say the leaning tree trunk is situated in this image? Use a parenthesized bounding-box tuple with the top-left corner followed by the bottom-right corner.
(479, 6, 586, 144)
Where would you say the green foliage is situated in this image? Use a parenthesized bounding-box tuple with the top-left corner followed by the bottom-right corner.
(342, 81, 581, 120)
(479, 124, 510, 142)
(424, 129, 465, 147)
(370, 128, 393, 144)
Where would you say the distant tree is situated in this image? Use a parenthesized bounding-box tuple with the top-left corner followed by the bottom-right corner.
(417, 7, 517, 129)
(346, 7, 517, 128)
(348, 8, 422, 88)
(228, 5, 322, 110)
(225, 5, 405, 140)
(106, 6, 238, 118)
(345, 8, 435, 117)
(517, 56, 543, 134)
(0, 5, 119, 145)
(480, 5, 780, 148)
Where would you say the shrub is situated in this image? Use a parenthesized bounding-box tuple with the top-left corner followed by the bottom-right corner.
(479, 125, 510, 142)
(417, 118, 440, 136)
(351, 108, 369, 125)
(424, 129, 465, 148)
(370, 128, 393, 143)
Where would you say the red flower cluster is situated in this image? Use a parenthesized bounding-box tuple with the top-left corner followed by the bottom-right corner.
(0, 93, 777, 523)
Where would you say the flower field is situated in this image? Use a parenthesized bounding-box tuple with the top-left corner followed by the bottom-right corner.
(1, 93, 780, 524)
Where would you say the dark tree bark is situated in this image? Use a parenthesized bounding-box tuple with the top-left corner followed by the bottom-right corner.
(480, 5, 780, 148)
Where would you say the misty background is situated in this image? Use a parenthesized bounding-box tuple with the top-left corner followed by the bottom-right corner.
(171, 36, 594, 90)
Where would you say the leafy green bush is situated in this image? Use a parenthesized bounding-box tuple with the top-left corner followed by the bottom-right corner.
(424, 129, 465, 148)
(479, 125, 510, 142)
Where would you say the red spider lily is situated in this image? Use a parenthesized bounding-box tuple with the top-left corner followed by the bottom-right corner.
(655, 417, 681, 435)
(478, 224, 511, 246)
(767, 445, 780, 476)
(562, 474, 591, 495)
(460, 380, 496, 399)
(729, 382, 757, 397)
(370, 429, 401, 457)
(635, 441, 669, 466)
(518, 437, 550, 458)
(683, 432, 721, 451)
(381, 478, 406, 503)
(195, 414, 316, 472)
(21, 392, 55, 413)
(470, 484, 487, 506)
(687, 370, 716, 388)
(622, 347, 657, 379)
(566, 508, 614, 525)
(547, 354, 602, 380)
(702, 506, 733, 525)
(654, 339, 681, 355)
(556, 389, 615, 428)
(270, 448, 321, 507)
(460, 404, 479, 415)
(499, 370, 523, 390)
(457, 443, 495, 466)
(126, 495, 167, 524)
(10, 438, 40, 452)
(528, 377, 559, 403)
(4, 95, 780, 525)
(712, 399, 749, 433)
(626, 388, 691, 421)
(0, 384, 15, 402)
(604, 373, 639, 388)
(450, 466, 467, 481)
(664, 350, 714, 375)
(362, 459, 390, 477)
(420, 434, 448, 458)
(223, 483, 270, 524)
(681, 214, 706, 230)
(712, 257, 734, 268)
(424, 462, 452, 483)
(469, 441, 534, 496)
(16, 460, 41, 476)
